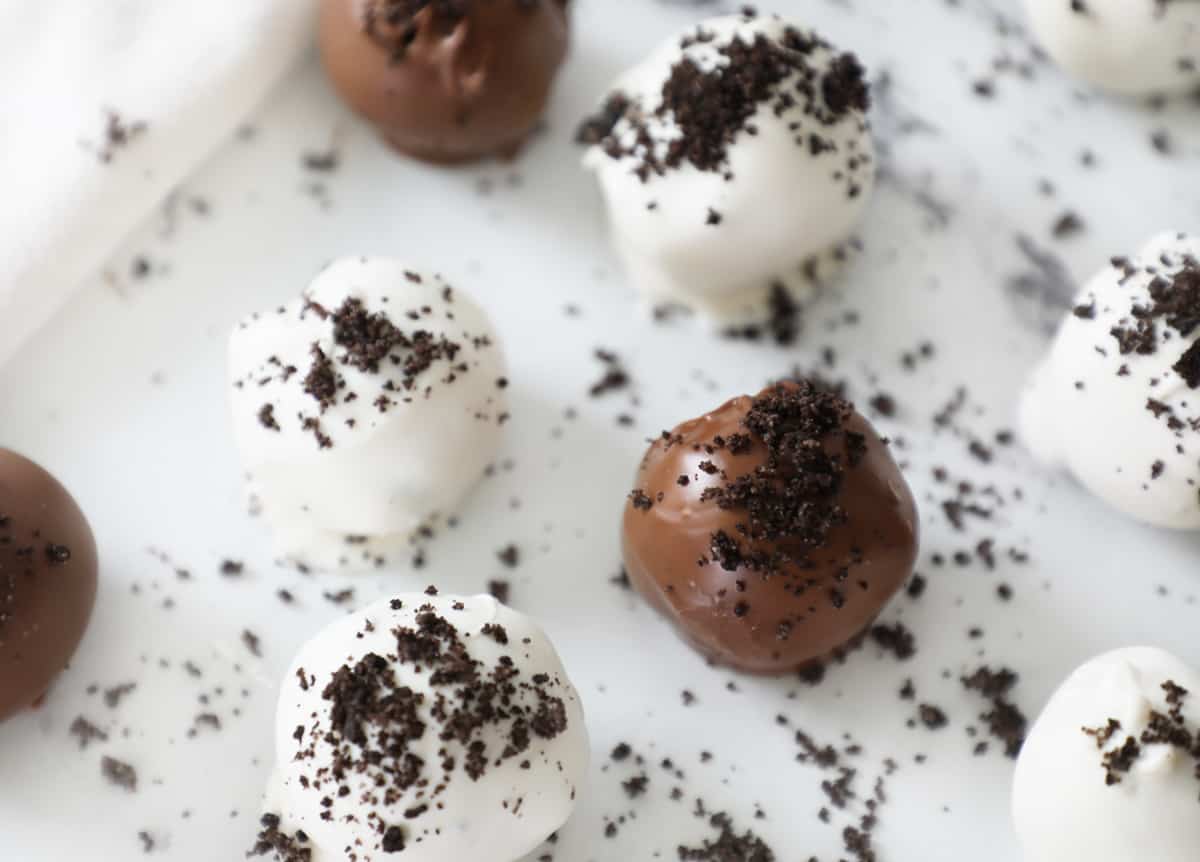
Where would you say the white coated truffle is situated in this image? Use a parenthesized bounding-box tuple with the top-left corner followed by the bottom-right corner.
(1023, 0, 1200, 95)
(262, 593, 590, 862)
(1020, 232, 1200, 528)
(229, 258, 507, 568)
(1013, 647, 1200, 862)
(578, 11, 874, 315)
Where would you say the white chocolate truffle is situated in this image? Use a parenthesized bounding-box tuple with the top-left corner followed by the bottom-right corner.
(1023, 0, 1200, 95)
(578, 11, 874, 315)
(1020, 232, 1200, 528)
(229, 258, 507, 568)
(260, 593, 589, 862)
(1013, 647, 1200, 862)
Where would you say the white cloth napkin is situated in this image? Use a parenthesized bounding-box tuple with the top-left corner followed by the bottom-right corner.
(0, 0, 316, 366)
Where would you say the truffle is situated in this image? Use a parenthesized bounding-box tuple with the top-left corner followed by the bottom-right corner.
(319, 0, 570, 163)
(0, 449, 98, 721)
(260, 592, 589, 861)
(1022, 0, 1200, 95)
(228, 258, 507, 568)
(1013, 647, 1200, 862)
(1020, 232, 1200, 528)
(620, 381, 918, 674)
(578, 11, 874, 315)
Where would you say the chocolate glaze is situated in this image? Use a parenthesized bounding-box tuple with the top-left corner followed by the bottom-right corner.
(319, 0, 569, 163)
(621, 383, 918, 674)
(0, 449, 98, 721)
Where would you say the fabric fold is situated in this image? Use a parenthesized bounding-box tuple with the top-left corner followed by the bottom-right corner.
(0, 0, 317, 366)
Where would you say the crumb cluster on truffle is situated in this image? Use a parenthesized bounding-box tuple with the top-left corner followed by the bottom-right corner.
(1083, 678, 1200, 790)
(1067, 240, 1200, 480)
(683, 382, 864, 580)
(360, 0, 561, 62)
(234, 275, 497, 451)
(577, 10, 871, 199)
(0, 508, 73, 632)
(1105, 252, 1200, 379)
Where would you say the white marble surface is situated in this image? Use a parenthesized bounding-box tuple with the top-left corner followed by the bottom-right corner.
(1, 0, 1198, 859)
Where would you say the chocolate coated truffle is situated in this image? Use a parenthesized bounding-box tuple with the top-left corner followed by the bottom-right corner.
(263, 593, 589, 861)
(1020, 232, 1200, 529)
(621, 382, 918, 674)
(0, 449, 98, 721)
(227, 258, 507, 570)
(319, 0, 570, 163)
(578, 12, 874, 313)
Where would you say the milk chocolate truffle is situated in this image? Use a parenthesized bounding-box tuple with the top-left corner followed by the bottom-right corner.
(319, 0, 570, 163)
(0, 449, 98, 721)
(621, 382, 918, 674)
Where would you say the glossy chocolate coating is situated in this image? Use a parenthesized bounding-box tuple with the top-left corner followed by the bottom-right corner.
(0, 449, 98, 720)
(621, 384, 918, 674)
(319, 0, 569, 163)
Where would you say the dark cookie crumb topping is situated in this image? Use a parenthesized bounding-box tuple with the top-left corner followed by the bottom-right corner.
(1083, 678, 1200, 791)
(697, 382, 865, 578)
(578, 15, 870, 197)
